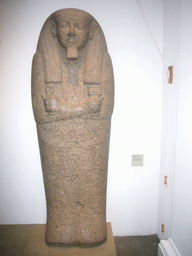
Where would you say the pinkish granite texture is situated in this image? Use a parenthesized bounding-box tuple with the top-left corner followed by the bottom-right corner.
(32, 8, 114, 248)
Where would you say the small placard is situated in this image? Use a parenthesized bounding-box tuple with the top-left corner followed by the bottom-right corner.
(132, 155, 144, 166)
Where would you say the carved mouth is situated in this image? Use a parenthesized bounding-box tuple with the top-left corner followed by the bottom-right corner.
(67, 36, 77, 44)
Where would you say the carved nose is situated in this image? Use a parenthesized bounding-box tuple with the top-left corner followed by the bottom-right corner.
(68, 24, 75, 36)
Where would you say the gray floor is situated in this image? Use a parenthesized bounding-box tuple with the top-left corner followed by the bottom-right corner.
(114, 234, 160, 256)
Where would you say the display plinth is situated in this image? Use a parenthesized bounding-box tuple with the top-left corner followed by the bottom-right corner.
(0, 223, 117, 256)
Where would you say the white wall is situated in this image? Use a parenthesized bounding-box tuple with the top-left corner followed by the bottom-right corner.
(0, 0, 163, 236)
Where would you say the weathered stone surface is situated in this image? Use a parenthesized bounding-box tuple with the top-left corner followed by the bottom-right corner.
(32, 8, 114, 247)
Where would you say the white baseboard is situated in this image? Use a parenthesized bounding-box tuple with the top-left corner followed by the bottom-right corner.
(158, 239, 181, 256)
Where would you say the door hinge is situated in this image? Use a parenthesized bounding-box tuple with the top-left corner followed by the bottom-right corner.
(167, 66, 173, 84)
(161, 223, 165, 234)
(164, 175, 168, 187)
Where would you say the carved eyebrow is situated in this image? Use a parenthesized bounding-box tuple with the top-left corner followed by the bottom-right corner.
(63, 18, 80, 22)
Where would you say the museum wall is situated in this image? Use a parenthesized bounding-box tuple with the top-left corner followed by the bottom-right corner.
(0, 0, 163, 236)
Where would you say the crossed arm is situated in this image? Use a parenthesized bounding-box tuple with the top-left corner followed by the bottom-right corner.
(32, 51, 113, 124)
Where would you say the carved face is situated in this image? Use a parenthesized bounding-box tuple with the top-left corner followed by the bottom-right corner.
(56, 13, 91, 51)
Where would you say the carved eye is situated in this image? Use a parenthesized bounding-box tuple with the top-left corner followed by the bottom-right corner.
(76, 23, 86, 30)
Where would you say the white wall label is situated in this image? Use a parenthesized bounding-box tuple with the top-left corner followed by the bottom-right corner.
(131, 155, 144, 166)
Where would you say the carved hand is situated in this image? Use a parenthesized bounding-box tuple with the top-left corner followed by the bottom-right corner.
(86, 96, 103, 114)
(43, 95, 61, 114)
